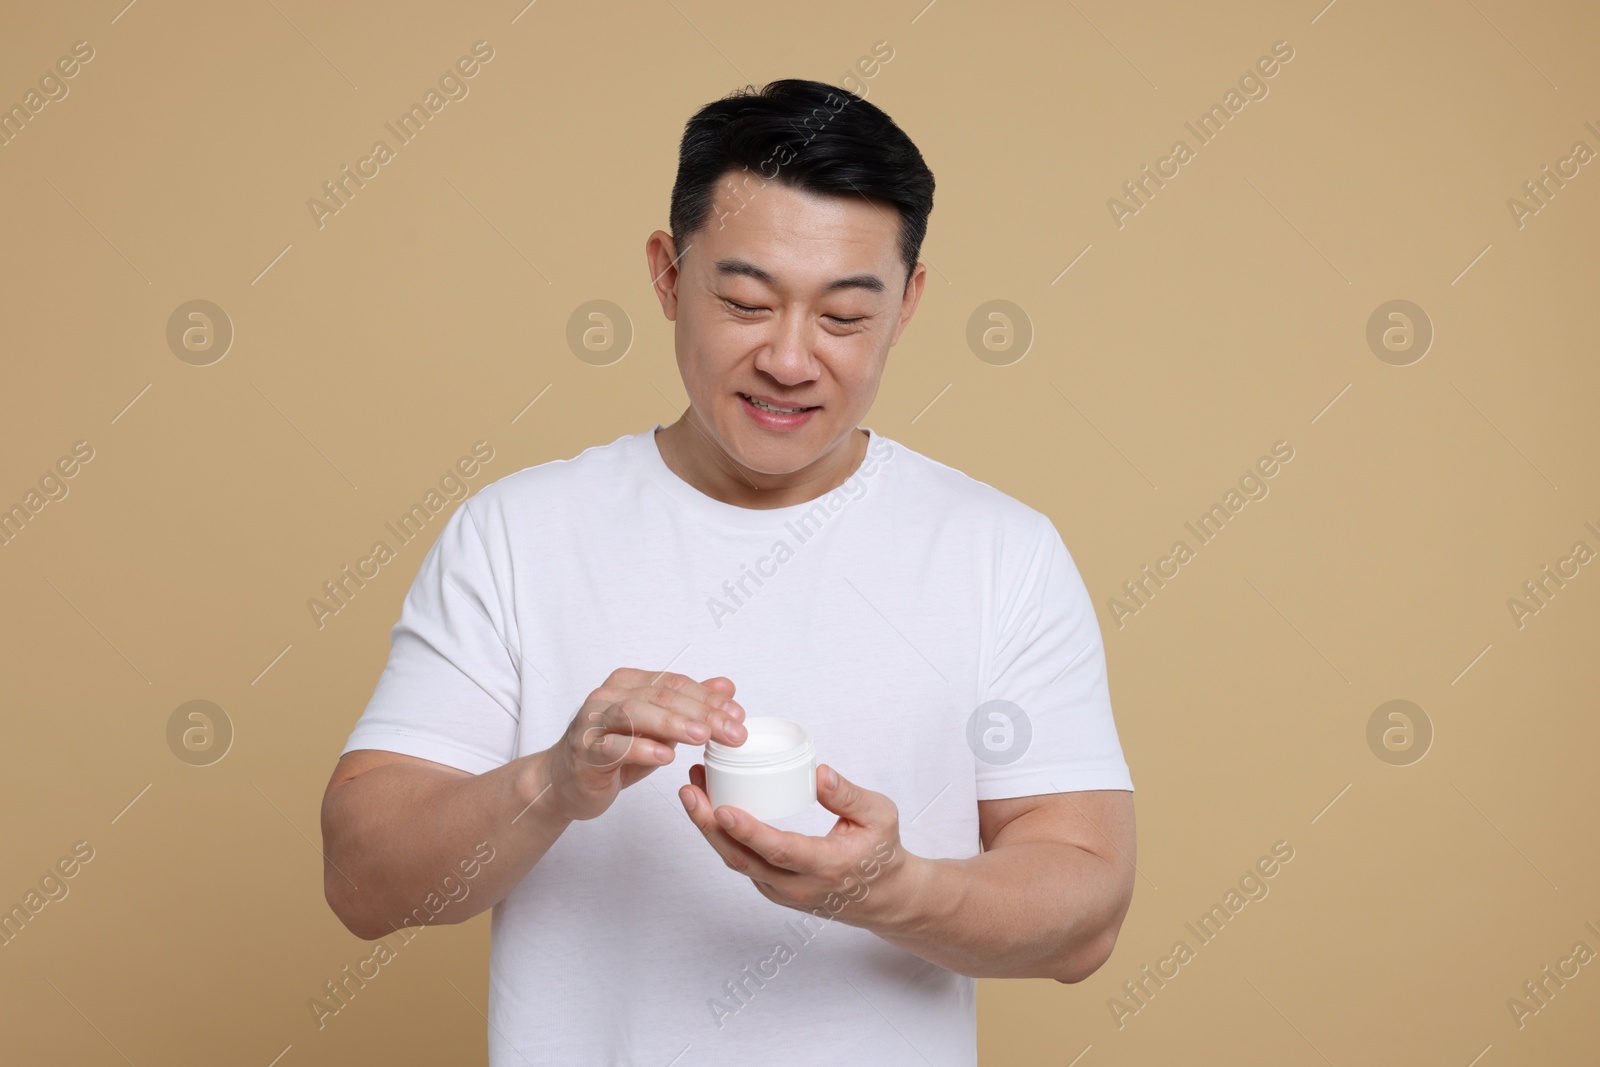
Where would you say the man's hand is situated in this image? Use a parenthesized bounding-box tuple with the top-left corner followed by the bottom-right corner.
(678, 762, 930, 931)
(537, 669, 747, 822)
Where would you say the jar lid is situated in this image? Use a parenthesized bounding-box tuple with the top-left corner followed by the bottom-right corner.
(705, 716, 813, 767)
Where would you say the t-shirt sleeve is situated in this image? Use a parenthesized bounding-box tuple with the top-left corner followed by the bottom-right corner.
(339, 496, 522, 776)
(974, 511, 1134, 799)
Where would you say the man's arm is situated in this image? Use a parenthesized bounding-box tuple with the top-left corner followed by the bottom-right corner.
(868, 788, 1137, 983)
(320, 748, 569, 940)
(323, 671, 748, 940)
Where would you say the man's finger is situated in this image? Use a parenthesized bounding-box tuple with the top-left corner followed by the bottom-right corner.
(712, 807, 816, 874)
(814, 764, 876, 821)
(678, 783, 782, 879)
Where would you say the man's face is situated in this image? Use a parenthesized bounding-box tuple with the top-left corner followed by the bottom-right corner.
(647, 171, 925, 478)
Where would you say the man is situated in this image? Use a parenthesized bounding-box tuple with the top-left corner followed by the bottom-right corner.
(321, 77, 1136, 1065)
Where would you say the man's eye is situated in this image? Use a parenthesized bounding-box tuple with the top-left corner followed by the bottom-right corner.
(723, 298, 863, 326)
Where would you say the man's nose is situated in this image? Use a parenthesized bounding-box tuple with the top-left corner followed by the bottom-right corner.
(751, 311, 820, 386)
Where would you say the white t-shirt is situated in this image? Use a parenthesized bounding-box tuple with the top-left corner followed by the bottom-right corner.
(341, 424, 1134, 1066)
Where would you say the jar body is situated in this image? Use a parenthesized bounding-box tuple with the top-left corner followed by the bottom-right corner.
(704, 717, 817, 821)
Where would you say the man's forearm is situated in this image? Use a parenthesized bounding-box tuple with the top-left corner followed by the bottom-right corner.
(321, 750, 569, 939)
(857, 842, 1125, 983)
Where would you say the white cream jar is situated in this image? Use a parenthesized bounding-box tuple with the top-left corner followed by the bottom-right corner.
(704, 716, 817, 821)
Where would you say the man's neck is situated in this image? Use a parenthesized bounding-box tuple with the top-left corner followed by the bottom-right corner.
(654, 418, 869, 510)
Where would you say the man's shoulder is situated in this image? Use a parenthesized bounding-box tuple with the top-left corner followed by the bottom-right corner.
(884, 433, 1052, 538)
(467, 428, 642, 515)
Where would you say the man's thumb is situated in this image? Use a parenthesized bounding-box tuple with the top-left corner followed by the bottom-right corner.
(816, 764, 865, 815)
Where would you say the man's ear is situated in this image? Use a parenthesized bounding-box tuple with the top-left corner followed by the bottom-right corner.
(645, 230, 683, 321)
(889, 261, 926, 347)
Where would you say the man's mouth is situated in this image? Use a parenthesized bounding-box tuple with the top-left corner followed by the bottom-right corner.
(738, 393, 818, 415)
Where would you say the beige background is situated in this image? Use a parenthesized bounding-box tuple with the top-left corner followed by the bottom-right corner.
(2, 0, 1597, 1063)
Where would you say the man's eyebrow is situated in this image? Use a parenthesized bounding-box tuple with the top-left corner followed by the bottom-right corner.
(713, 257, 885, 295)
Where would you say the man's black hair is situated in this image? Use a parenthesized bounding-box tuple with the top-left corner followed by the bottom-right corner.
(668, 78, 935, 290)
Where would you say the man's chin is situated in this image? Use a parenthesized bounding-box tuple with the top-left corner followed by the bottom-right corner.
(721, 425, 828, 478)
